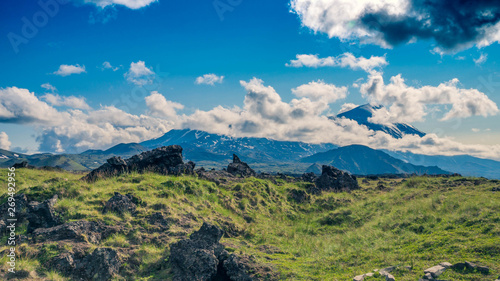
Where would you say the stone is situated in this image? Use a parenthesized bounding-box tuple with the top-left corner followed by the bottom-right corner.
(227, 154, 256, 177)
(26, 194, 61, 233)
(77, 248, 121, 281)
(170, 222, 257, 281)
(424, 264, 448, 278)
(83, 145, 194, 182)
(32, 220, 115, 244)
(102, 192, 137, 215)
(353, 275, 365, 281)
(315, 165, 359, 191)
(380, 266, 396, 275)
(147, 212, 170, 229)
(170, 222, 227, 281)
(385, 274, 395, 281)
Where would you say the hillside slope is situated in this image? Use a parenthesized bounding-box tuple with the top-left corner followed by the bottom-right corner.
(301, 145, 450, 175)
(0, 168, 498, 280)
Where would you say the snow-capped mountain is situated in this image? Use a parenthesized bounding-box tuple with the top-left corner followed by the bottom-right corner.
(140, 129, 338, 163)
(333, 104, 426, 139)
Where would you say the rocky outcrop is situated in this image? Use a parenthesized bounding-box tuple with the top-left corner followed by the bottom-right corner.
(53, 247, 121, 281)
(418, 261, 489, 280)
(26, 194, 61, 233)
(33, 220, 116, 244)
(0, 193, 61, 234)
(227, 154, 256, 178)
(315, 165, 359, 191)
(102, 192, 138, 215)
(170, 222, 255, 281)
(82, 145, 195, 182)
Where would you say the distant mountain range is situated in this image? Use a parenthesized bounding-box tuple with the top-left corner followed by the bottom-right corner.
(301, 145, 450, 175)
(333, 104, 426, 139)
(1, 104, 499, 179)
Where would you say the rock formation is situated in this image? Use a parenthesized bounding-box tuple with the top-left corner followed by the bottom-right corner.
(315, 165, 359, 191)
(102, 192, 138, 215)
(82, 145, 195, 182)
(227, 154, 256, 178)
(170, 222, 253, 281)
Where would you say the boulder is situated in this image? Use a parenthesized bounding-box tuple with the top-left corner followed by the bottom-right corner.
(32, 220, 115, 244)
(170, 222, 257, 281)
(53, 247, 121, 281)
(288, 189, 310, 204)
(26, 194, 61, 233)
(227, 154, 256, 177)
(315, 165, 359, 191)
(423, 263, 450, 279)
(12, 161, 35, 169)
(83, 145, 195, 182)
(102, 192, 137, 215)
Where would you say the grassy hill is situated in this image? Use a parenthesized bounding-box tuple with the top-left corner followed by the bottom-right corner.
(0, 169, 498, 280)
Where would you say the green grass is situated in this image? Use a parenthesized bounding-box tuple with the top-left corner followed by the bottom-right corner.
(0, 169, 498, 280)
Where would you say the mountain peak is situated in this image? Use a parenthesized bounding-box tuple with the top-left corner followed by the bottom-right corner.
(335, 104, 425, 139)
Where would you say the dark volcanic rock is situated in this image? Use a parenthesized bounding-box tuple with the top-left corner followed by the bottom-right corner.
(170, 222, 257, 281)
(196, 167, 238, 185)
(82, 145, 195, 182)
(315, 165, 359, 191)
(288, 189, 310, 204)
(227, 154, 256, 178)
(26, 195, 61, 233)
(13, 161, 35, 169)
(33, 220, 115, 244)
(53, 247, 121, 281)
(102, 192, 137, 215)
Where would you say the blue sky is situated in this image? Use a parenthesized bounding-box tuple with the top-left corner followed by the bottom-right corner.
(0, 0, 499, 159)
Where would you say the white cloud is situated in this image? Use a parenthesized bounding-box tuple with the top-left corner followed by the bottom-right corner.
(124, 61, 155, 86)
(102, 61, 120, 71)
(53, 64, 86, 76)
(195, 74, 224, 85)
(3, 82, 500, 160)
(42, 93, 91, 110)
(145, 91, 184, 119)
(289, 0, 500, 52)
(41, 83, 57, 92)
(472, 128, 480, 133)
(80, 0, 157, 9)
(182, 78, 500, 160)
(474, 53, 488, 65)
(338, 103, 358, 114)
(0, 87, 64, 124)
(359, 73, 499, 124)
(0, 132, 11, 150)
(291, 80, 347, 111)
(287, 53, 387, 72)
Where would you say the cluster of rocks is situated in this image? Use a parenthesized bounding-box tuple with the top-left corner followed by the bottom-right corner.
(82, 145, 196, 182)
(170, 222, 265, 281)
(0, 193, 123, 280)
(418, 261, 490, 280)
(353, 265, 401, 281)
(302, 165, 359, 192)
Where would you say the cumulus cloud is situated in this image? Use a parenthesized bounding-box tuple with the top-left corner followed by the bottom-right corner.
(181, 78, 500, 160)
(291, 80, 347, 113)
(0, 132, 11, 150)
(472, 128, 480, 133)
(102, 61, 120, 71)
(359, 73, 499, 124)
(41, 83, 57, 92)
(145, 91, 184, 119)
(78, 0, 157, 9)
(195, 74, 224, 85)
(42, 93, 91, 110)
(338, 103, 358, 114)
(287, 53, 387, 72)
(124, 61, 155, 86)
(474, 53, 488, 65)
(3, 81, 500, 160)
(53, 64, 86, 76)
(290, 0, 500, 52)
(0, 87, 64, 124)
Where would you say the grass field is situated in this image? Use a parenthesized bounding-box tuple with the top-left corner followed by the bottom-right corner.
(0, 168, 498, 280)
